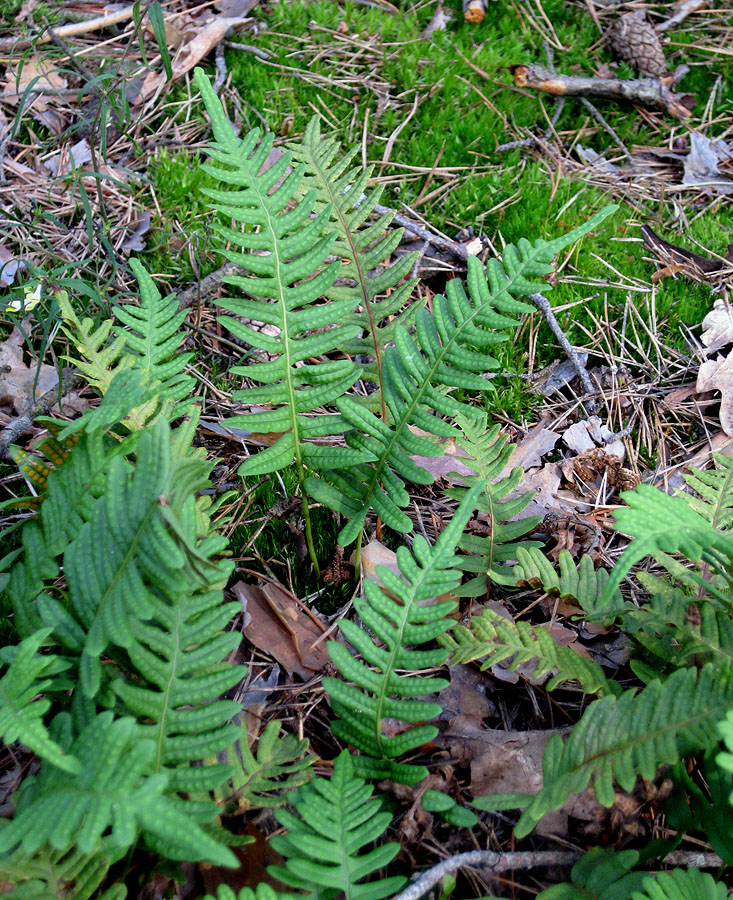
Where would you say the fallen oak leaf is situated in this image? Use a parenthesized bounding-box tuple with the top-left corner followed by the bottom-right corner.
(697, 352, 733, 436)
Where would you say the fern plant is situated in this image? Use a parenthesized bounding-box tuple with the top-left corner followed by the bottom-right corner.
(324, 483, 482, 785)
(443, 411, 541, 594)
(0, 845, 127, 900)
(289, 116, 420, 399)
(268, 750, 406, 900)
(442, 606, 621, 697)
(307, 207, 616, 548)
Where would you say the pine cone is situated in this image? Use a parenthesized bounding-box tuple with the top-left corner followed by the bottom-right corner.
(609, 10, 667, 78)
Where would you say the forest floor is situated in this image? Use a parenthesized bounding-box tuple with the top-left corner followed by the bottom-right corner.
(1, 0, 733, 896)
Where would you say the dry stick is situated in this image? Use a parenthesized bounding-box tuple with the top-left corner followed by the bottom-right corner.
(0, 5, 136, 52)
(655, 0, 707, 33)
(510, 64, 693, 120)
(529, 292, 597, 406)
(0, 372, 84, 459)
(578, 96, 631, 158)
(392, 850, 582, 900)
(373, 203, 470, 260)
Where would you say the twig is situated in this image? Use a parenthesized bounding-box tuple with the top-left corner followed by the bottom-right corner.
(174, 261, 245, 311)
(391, 850, 582, 900)
(510, 64, 693, 119)
(578, 97, 631, 158)
(0, 5, 137, 51)
(529, 292, 597, 404)
(214, 42, 228, 94)
(224, 40, 273, 61)
(655, 0, 707, 34)
(0, 372, 84, 459)
(374, 203, 469, 260)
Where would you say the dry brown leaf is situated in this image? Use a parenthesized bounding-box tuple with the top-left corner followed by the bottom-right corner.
(232, 581, 329, 679)
(697, 352, 733, 435)
(359, 539, 401, 585)
(0, 327, 58, 416)
(701, 296, 733, 352)
(438, 663, 496, 730)
(140, 17, 250, 100)
(500, 421, 561, 478)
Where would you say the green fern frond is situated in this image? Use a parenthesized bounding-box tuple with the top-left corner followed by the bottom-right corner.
(324, 483, 483, 785)
(603, 485, 733, 604)
(0, 711, 237, 867)
(0, 628, 80, 772)
(516, 663, 733, 838)
(682, 453, 733, 530)
(0, 845, 125, 900)
(536, 847, 646, 900)
(632, 869, 728, 900)
(420, 789, 479, 827)
(444, 412, 541, 594)
(226, 718, 316, 811)
(115, 259, 195, 403)
(718, 708, 733, 782)
(205, 887, 299, 900)
(624, 575, 733, 673)
(195, 69, 366, 475)
(290, 117, 420, 370)
(514, 546, 626, 620)
(268, 750, 407, 900)
(308, 206, 617, 546)
(442, 607, 621, 697)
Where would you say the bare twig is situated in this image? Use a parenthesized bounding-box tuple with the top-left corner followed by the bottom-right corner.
(578, 97, 631, 158)
(529, 292, 597, 404)
(655, 0, 707, 34)
(392, 850, 582, 900)
(0, 371, 84, 459)
(0, 5, 137, 51)
(374, 203, 469, 260)
(174, 261, 245, 311)
(510, 64, 693, 119)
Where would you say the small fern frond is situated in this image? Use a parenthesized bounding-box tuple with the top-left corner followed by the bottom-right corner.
(0, 711, 238, 867)
(268, 750, 407, 900)
(0, 845, 125, 900)
(631, 869, 728, 900)
(227, 719, 316, 811)
(514, 547, 626, 620)
(442, 607, 621, 697)
(324, 483, 483, 785)
(205, 887, 299, 900)
(114, 259, 195, 403)
(516, 663, 733, 838)
(624, 575, 733, 673)
(445, 412, 541, 594)
(603, 485, 733, 604)
(536, 847, 646, 900)
(0, 628, 80, 772)
(195, 69, 367, 479)
(718, 708, 733, 781)
(308, 206, 617, 546)
(682, 452, 733, 530)
(290, 117, 420, 370)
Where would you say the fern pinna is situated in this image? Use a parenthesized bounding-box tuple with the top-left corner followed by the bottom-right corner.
(307, 206, 617, 548)
(324, 484, 482, 785)
(194, 68, 373, 572)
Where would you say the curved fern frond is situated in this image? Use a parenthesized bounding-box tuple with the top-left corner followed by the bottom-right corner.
(717, 708, 733, 781)
(632, 869, 728, 900)
(225, 719, 316, 811)
(308, 206, 617, 546)
(268, 750, 406, 900)
(682, 452, 733, 530)
(536, 847, 646, 900)
(0, 845, 125, 900)
(324, 483, 482, 785)
(516, 663, 733, 838)
(445, 412, 541, 594)
(603, 485, 733, 605)
(195, 69, 367, 478)
(115, 259, 195, 404)
(0, 628, 79, 772)
(514, 546, 626, 620)
(290, 117, 420, 373)
(442, 607, 621, 697)
(624, 574, 733, 673)
(0, 711, 237, 867)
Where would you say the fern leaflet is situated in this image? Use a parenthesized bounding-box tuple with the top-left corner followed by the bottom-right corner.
(307, 206, 617, 546)
(516, 663, 733, 837)
(269, 750, 406, 900)
(442, 607, 621, 697)
(324, 483, 482, 784)
(0, 845, 125, 900)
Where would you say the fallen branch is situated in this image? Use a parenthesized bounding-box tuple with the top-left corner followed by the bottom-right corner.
(509, 64, 693, 119)
(0, 371, 83, 459)
(655, 0, 707, 34)
(0, 5, 136, 52)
